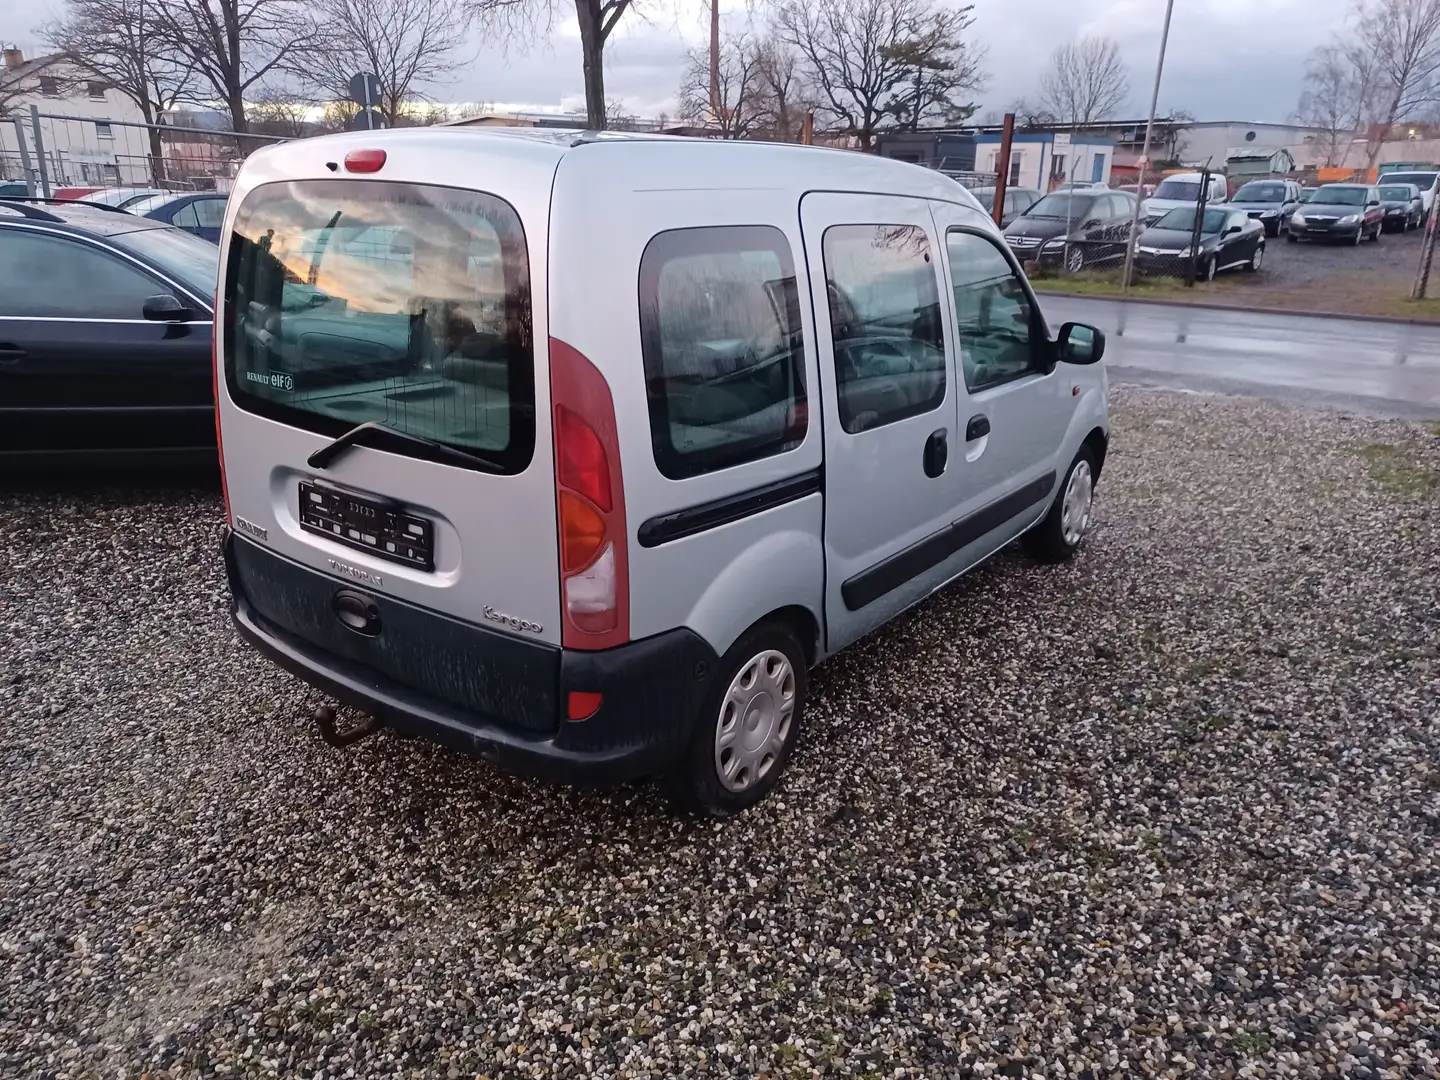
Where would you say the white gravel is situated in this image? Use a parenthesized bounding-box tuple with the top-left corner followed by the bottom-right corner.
(1, 387, 1438, 1079)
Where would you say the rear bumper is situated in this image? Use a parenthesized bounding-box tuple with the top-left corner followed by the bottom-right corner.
(224, 531, 716, 784)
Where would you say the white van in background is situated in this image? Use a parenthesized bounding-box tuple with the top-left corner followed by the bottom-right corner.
(214, 129, 1110, 816)
(1142, 172, 1230, 226)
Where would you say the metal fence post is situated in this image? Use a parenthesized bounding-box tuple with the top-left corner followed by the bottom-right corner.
(29, 104, 51, 198)
(11, 116, 37, 196)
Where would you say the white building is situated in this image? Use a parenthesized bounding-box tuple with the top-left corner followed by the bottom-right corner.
(1, 47, 150, 188)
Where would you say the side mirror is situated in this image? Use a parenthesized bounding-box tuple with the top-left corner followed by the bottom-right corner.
(1224, 224, 1242, 235)
(1368, 199, 1380, 206)
(1057, 322, 1105, 365)
(142, 294, 192, 322)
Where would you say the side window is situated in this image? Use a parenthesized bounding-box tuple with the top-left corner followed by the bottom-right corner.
(171, 203, 201, 229)
(946, 230, 1044, 392)
(638, 225, 808, 480)
(821, 224, 947, 434)
(0, 231, 165, 319)
(194, 198, 226, 228)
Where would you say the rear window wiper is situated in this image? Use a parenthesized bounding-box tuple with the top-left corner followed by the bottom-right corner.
(307, 421, 504, 473)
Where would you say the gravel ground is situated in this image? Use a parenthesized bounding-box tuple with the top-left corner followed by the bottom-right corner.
(2, 387, 1439, 1080)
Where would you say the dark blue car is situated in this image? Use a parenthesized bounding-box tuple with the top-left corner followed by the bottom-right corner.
(128, 191, 229, 243)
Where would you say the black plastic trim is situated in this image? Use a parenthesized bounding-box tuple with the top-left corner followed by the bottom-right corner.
(841, 471, 1056, 610)
(224, 531, 717, 784)
(637, 467, 822, 548)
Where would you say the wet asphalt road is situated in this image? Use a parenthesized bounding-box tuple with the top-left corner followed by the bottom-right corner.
(1044, 296, 1440, 419)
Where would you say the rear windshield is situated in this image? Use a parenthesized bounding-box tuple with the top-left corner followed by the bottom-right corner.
(224, 179, 534, 474)
(1152, 179, 1201, 201)
(1233, 182, 1286, 202)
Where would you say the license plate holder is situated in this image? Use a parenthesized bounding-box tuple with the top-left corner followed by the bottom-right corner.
(299, 481, 435, 572)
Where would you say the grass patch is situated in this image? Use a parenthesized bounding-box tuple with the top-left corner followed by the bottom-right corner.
(1233, 1030, 1274, 1055)
(1423, 420, 1440, 437)
(1354, 443, 1439, 497)
(1030, 268, 1222, 301)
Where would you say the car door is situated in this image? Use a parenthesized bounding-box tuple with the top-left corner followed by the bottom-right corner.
(930, 202, 1076, 562)
(799, 192, 963, 651)
(0, 225, 213, 456)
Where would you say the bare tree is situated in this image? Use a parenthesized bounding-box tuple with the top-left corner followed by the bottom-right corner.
(42, 0, 197, 174)
(605, 96, 635, 129)
(751, 36, 809, 141)
(1355, 0, 1440, 168)
(306, 0, 473, 127)
(677, 28, 765, 138)
(151, 0, 321, 134)
(772, 0, 985, 150)
(246, 83, 312, 135)
(1007, 97, 1058, 128)
(1295, 43, 1370, 165)
(1038, 35, 1129, 125)
(474, 0, 641, 130)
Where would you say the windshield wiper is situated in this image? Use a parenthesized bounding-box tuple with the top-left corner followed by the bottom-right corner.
(308, 421, 504, 473)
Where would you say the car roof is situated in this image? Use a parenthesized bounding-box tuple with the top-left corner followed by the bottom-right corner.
(0, 198, 174, 237)
(238, 125, 980, 208)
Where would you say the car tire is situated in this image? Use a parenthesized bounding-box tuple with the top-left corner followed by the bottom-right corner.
(1201, 256, 1216, 282)
(1372, 222, 1382, 242)
(1024, 446, 1098, 564)
(1247, 243, 1264, 272)
(663, 622, 808, 818)
(1354, 227, 1364, 246)
(1066, 246, 1086, 274)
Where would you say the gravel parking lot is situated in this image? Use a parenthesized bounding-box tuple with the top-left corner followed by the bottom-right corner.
(3, 388, 1439, 1079)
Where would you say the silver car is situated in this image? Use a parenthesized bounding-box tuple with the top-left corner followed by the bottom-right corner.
(215, 130, 1111, 816)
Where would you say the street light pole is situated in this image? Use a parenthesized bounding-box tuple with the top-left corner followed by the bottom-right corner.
(1121, 0, 1177, 294)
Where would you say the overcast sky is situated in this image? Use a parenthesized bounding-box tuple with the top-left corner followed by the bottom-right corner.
(1, 0, 1355, 123)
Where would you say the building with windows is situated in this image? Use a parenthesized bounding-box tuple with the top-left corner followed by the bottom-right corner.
(973, 132, 1114, 191)
(1, 48, 149, 187)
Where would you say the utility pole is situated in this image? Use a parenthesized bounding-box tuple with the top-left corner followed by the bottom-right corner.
(1121, 0, 1177, 293)
(709, 0, 721, 123)
(992, 113, 1015, 229)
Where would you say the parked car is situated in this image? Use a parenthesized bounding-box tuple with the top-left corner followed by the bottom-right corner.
(128, 191, 229, 242)
(1142, 172, 1229, 225)
(80, 186, 170, 210)
(1116, 182, 1157, 199)
(1376, 182, 1424, 231)
(216, 130, 1111, 816)
(0, 199, 217, 464)
(1296, 187, 1317, 206)
(52, 186, 102, 200)
(1228, 179, 1303, 237)
(1053, 181, 1109, 191)
(1003, 188, 1139, 273)
(0, 180, 28, 198)
(1288, 184, 1385, 244)
(1134, 206, 1266, 280)
(1374, 170, 1439, 223)
(970, 186, 1042, 226)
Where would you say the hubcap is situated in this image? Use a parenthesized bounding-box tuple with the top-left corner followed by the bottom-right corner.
(1067, 248, 1084, 273)
(714, 649, 795, 792)
(1254, 247, 1263, 269)
(1060, 460, 1094, 547)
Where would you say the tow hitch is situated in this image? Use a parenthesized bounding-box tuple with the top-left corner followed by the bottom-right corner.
(313, 704, 383, 748)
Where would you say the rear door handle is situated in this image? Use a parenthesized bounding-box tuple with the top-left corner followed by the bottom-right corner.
(965, 414, 990, 441)
(0, 346, 26, 364)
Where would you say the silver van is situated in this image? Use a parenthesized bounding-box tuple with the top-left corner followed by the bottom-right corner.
(216, 129, 1110, 815)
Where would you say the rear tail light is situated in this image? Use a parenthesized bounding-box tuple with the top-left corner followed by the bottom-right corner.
(567, 691, 603, 721)
(343, 149, 386, 173)
(550, 338, 628, 649)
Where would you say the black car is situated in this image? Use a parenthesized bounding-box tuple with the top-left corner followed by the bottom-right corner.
(1288, 184, 1385, 244)
(1228, 179, 1302, 237)
(0, 198, 217, 465)
(1134, 206, 1266, 280)
(1002, 189, 1139, 273)
(1376, 183, 1423, 231)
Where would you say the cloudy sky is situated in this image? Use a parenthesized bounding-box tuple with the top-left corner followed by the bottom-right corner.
(1, 0, 1356, 123)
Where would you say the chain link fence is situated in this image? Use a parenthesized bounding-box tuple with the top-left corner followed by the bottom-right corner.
(1, 108, 290, 197)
